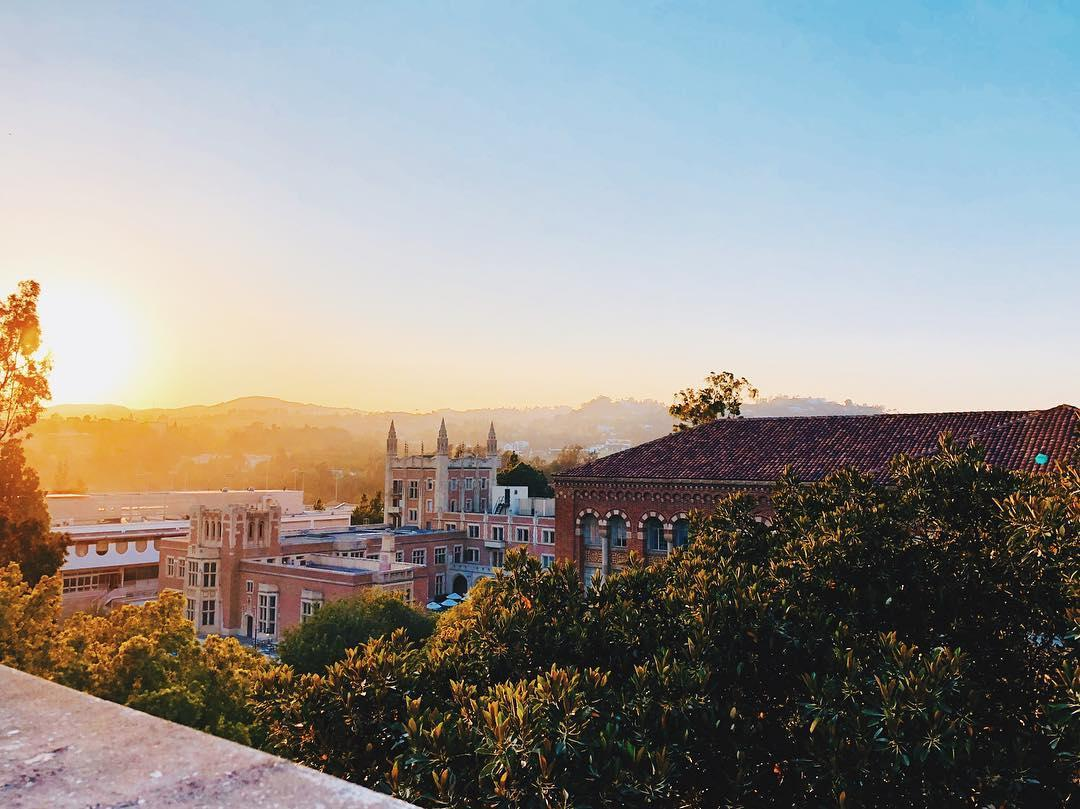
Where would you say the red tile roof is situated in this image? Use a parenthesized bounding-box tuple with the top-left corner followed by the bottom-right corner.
(555, 405, 1079, 483)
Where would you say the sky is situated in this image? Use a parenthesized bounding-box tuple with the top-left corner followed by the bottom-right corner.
(1, 1, 1078, 413)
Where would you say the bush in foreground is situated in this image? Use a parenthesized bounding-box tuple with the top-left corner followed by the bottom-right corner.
(254, 439, 1079, 808)
(277, 587, 436, 675)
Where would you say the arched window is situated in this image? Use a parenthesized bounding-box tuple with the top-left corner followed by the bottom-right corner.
(608, 516, 627, 548)
(581, 514, 600, 546)
(644, 517, 666, 552)
(672, 518, 690, 548)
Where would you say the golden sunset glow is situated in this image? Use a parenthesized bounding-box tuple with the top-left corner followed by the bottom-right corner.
(37, 282, 142, 405)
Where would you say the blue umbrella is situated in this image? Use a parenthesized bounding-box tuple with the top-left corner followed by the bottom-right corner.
(446, 592, 463, 601)
(426, 601, 443, 611)
(441, 599, 457, 608)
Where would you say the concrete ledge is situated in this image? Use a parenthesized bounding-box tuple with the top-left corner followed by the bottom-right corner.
(0, 665, 414, 809)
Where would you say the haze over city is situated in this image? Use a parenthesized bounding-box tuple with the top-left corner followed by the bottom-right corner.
(4, 2, 1078, 413)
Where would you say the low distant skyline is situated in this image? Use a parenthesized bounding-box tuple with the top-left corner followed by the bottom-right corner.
(3, 3, 1078, 413)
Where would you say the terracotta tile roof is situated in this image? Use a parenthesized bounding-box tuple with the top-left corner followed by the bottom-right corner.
(555, 405, 1079, 483)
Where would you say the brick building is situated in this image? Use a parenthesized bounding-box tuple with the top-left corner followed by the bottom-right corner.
(553, 405, 1078, 583)
(384, 420, 559, 570)
(53, 490, 350, 615)
(158, 503, 488, 641)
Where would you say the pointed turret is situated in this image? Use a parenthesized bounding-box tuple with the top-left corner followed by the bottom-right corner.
(436, 418, 449, 456)
(486, 421, 498, 457)
(386, 420, 399, 458)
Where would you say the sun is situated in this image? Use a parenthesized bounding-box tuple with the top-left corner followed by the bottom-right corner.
(37, 282, 141, 405)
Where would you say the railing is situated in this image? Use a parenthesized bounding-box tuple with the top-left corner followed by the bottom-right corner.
(100, 580, 160, 608)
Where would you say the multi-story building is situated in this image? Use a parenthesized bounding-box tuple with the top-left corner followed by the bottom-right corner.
(554, 405, 1079, 583)
(383, 420, 559, 569)
(51, 489, 351, 614)
(157, 503, 476, 641)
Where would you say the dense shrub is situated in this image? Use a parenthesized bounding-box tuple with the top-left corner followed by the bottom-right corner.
(277, 587, 435, 675)
(254, 438, 1079, 807)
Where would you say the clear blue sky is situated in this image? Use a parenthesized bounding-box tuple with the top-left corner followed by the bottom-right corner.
(2, 2, 1078, 411)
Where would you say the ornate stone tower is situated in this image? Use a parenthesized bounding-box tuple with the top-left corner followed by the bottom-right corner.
(486, 421, 498, 458)
(436, 418, 449, 456)
(383, 421, 398, 525)
(434, 419, 450, 512)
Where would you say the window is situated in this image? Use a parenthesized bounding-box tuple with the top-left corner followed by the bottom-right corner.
(449, 500, 457, 512)
(434, 546, 446, 565)
(644, 517, 666, 552)
(246, 579, 254, 594)
(467, 524, 480, 539)
(453, 545, 463, 564)
(490, 549, 504, 567)
(541, 528, 555, 545)
(301, 596, 322, 623)
(166, 556, 176, 578)
(465, 478, 475, 490)
(187, 563, 199, 588)
(491, 526, 504, 543)
(202, 561, 217, 588)
(392, 479, 403, 495)
(408, 509, 418, 522)
(515, 527, 530, 543)
(672, 519, 690, 548)
(178, 558, 186, 579)
(582, 514, 600, 546)
(426, 478, 434, 491)
(395, 550, 404, 562)
(608, 517, 627, 548)
(479, 498, 487, 512)
(426, 499, 433, 512)
(62, 574, 102, 593)
(466, 547, 480, 563)
(201, 599, 216, 627)
(479, 478, 487, 490)
(465, 497, 473, 512)
(257, 592, 278, 636)
(541, 554, 555, 569)
(434, 573, 445, 596)
(412, 549, 426, 565)
(450, 479, 458, 491)
(408, 480, 419, 499)
(185, 598, 196, 622)
(445, 523, 457, 531)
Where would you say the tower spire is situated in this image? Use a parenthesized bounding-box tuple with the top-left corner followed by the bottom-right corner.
(386, 420, 398, 458)
(486, 421, 498, 457)
(436, 418, 449, 456)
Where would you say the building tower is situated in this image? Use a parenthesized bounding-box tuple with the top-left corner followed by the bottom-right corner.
(434, 419, 450, 513)
(436, 419, 449, 456)
(486, 422, 498, 458)
(383, 421, 399, 525)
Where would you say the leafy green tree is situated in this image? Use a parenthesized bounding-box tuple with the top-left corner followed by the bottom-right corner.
(255, 439, 1079, 807)
(277, 588, 436, 675)
(0, 280, 51, 444)
(54, 590, 270, 744)
(0, 440, 66, 582)
(0, 281, 66, 582)
(669, 369, 758, 431)
(0, 562, 61, 676)
(351, 491, 384, 524)
(496, 461, 553, 498)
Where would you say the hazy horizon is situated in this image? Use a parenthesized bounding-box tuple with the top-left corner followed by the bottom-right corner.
(4, 3, 1079, 413)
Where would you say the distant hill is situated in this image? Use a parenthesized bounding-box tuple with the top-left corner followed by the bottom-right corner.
(32, 393, 886, 501)
(42, 393, 886, 453)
